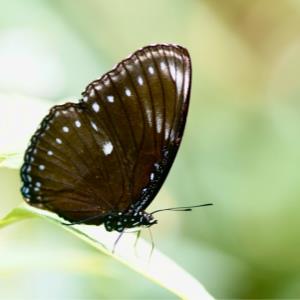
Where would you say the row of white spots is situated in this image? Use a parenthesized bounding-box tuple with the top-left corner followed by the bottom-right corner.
(23, 165, 31, 185)
(34, 181, 42, 193)
(56, 120, 83, 144)
(55, 107, 76, 117)
(102, 141, 113, 155)
(135, 61, 167, 86)
(81, 60, 168, 107)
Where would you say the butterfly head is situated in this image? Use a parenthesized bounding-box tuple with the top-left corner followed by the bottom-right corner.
(104, 211, 157, 232)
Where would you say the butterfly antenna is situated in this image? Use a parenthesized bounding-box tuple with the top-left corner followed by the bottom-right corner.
(151, 203, 213, 215)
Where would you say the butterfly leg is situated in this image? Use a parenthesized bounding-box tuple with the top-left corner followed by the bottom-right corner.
(148, 227, 155, 262)
(134, 229, 142, 257)
(112, 230, 124, 253)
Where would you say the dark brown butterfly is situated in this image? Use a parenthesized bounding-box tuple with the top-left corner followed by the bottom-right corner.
(20, 44, 192, 232)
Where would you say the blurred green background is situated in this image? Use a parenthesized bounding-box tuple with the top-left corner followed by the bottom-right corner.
(1, 0, 300, 298)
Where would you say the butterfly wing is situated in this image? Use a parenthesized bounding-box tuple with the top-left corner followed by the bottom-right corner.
(20, 44, 191, 224)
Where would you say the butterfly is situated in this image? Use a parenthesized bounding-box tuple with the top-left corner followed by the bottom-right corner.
(20, 44, 196, 233)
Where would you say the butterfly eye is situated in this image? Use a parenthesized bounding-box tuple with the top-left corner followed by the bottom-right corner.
(20, 44, 191, 230)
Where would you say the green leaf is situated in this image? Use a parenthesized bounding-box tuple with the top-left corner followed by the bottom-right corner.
(0, 204, 214, 300)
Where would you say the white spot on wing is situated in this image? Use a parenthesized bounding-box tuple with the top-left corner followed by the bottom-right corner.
(92, 102, 100, 112)
(160, 61, 166, 70)
(90, 89, 95, 97)
(125, 88, 131, 97)
(103, 141, 113, 155)
(62, 126, 69, 133)
(170, 64, 176, 80)
(56, 138, 62, 144)
(157, 116, 162, 133)
(137, 76, 143, 85)
(91, 121, 98, 131)
(39, 165, 45, 171)
(145, 108, 152, 126)
(170, 129, 175, 142)
(107, 95, 114, 103)
(75, 120, 81, 128)
(47, 150, 53, 156)
(165, 124, 171, 140)
(36, 182, 42, 187)
(148, 66, 154, 74)
(176, 70, 183, 94)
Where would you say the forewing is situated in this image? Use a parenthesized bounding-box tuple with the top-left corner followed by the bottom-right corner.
(82, 44, 191, 211)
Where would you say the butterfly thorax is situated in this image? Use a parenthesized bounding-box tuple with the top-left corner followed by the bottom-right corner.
(103, 211, 157, 232)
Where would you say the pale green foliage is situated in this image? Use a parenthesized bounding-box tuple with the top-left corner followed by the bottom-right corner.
(0, 205, 214, 300)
